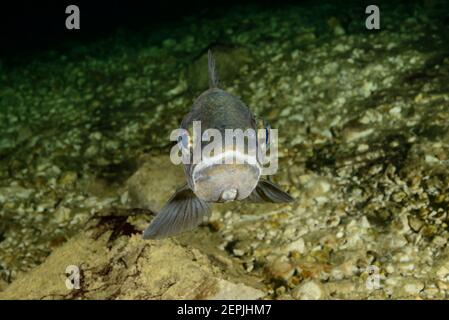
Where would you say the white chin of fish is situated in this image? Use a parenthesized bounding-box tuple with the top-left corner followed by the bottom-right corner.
(192, 150, 261, 202)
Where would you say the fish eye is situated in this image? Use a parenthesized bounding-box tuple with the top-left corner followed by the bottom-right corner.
(178, 129, 191, 150)
(264, 122, 271, 150)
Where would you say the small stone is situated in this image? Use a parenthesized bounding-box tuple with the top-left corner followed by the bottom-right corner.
(324, 280, 356, 297)
(425, 155, 439, 164)
(84, 145, 98, 157)
(403, 280, 424, 295)
(285, 238, 305, 254)
(120, 191, 129, 205)
(54, 206, 71, 223)
(432, 236, 447, 247)
(89, 132, 102, 140)
(389, 106, 402, 116)
(422, 225, 438, 237)
(265, 260, 295, 282)
(436, 263, 449, 280)
(208, 279, 265, 300)
(292, 280, 324, 300)
(0, 186, 33, 202)
(334, 43, 349, 53)
(166, 80, 187, 96)
(58, 171, 78, 187)
(343, 126, 374, 143)
(357, 144, 369, 152)
(304, 177, 332, 198)
(385, 264, 395, 274)
(391, 191, 406, 203)
(437, 281, 449, 290)
(408, 216, 424, 232)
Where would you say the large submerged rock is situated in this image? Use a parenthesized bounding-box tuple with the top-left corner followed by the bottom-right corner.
(0, 207, 264, 300)
(125, 154, 185, 211)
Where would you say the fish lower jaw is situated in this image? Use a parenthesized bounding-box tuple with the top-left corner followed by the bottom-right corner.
(191, 151, 261, 202)
(220, 188, 238, 202)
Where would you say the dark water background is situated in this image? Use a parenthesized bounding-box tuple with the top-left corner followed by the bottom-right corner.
(0, 1, 297, 56)
(0, 0, 412, 61)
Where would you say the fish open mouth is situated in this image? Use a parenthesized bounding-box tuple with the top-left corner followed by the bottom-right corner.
(191, 150, 261, 202)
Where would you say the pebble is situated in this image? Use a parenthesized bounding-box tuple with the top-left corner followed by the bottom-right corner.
(284, 238, 306, 254)
(403, 280, 424, 295)
(436, 263, 449, 280)
(408, 216, 424, 232)
(58, 171, 78, 187)
(265, 260, 295, 282)
(292, 280, 324, 300)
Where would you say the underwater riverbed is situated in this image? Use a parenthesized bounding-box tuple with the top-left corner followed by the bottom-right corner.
(1, 0, 449, 299)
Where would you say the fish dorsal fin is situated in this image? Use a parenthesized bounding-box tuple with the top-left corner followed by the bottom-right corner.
(142, 184, 212, 239)
(208, 49, 219, 88)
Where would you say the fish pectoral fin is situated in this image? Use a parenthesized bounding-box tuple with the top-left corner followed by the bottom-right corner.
(142, 185, 212, 240)
(246, 179, 294, 203)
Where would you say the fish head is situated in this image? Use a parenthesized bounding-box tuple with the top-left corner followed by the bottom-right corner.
(190, 140, 261, 202)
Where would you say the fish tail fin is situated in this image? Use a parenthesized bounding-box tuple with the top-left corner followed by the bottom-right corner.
(208, 49, 219, 88)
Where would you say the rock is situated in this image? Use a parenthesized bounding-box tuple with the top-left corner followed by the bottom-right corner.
(432, 236, 447, 247)
(402, 279, 425, 296)
(408, 216, 424, 232)
(0, 186, 33, 203)
(0, 212, 262, 300)
(89, 132, 102, 141)
(58, 171, 78, 187)
(207, 279, 264, 300)
(389, 106, 402, 116)
(303, 176, 332, 199)
(166, 80, 187, 96)
(84, 145, 98, 158)
(391, 191, 406, 203)
(435, 260, 449, 280)
(324, 280, 356, 298)
(292, 280, 325, 300)
(0, 279, 9, 292)
(265, 260, 295, 282)
(342, 125, 374, 143)
(284, 238, 306, 254)
(437, 281, 449, 291)
(126, 155, 185, 211)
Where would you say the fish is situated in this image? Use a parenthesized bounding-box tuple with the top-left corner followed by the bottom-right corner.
(143, 50, 293, 239)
